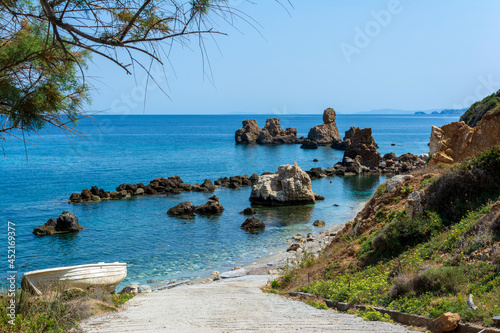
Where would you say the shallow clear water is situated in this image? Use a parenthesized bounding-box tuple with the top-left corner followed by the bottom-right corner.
(0, 114, 458, 288)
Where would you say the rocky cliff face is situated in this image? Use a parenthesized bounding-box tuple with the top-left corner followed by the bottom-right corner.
(460, 90, 500, 127)
(307, 108, 341, 145)
(429, 111, 500, 166)
(249, 163, 316, 206)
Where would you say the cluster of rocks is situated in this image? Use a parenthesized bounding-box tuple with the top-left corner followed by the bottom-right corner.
(250, 163, 318, 206)
(33, 211, 83, 236)
(167, 195, 224, 217)
(214, 174, 259, 189)
(69, 176, 215, 203)
(235, 118, 302, 145)
(235, 108, 342, 147)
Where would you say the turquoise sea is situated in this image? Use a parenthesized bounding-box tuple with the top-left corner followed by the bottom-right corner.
(0, 114, 458, 289)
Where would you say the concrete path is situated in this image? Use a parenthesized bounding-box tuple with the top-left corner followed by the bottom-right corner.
(80, 275, 413, 333)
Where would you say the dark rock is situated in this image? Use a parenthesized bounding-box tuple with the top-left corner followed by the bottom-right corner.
(145, 186, 157, 195)
(167, 202, 196, 216)
(313, 220, 326, 227)
(342, 127, 381, 170)
(80, 188, 92, 201)
(286, 244, 301, 252)
(116, 183, 127, 192)
(307, 167, 326, 180)
(235, 119, 261, 144)
(33, 212, 83, 236)
(90, 186, 100, 196)
(194, 196, 224, 215)
(240, 217, 265, 231)
(314, 194, 325, 201)
(383, 152, 397, 161)
(337, 302, 350, 312)
(240, 207, 256, 215)
(125, 184, 137, 192)
(201, 179, 215, 192)
(300, 140, 319, 149)
(250, 173, 259, 184)
(69, 193, 81, 203)
(313, 159, 319, 162)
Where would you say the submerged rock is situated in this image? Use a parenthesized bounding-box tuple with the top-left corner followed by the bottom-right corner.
(313, 220, 326, 227)
(33, 211, 83, 236)
(249, 163, 316, 206)
(240, 207, 256, 215)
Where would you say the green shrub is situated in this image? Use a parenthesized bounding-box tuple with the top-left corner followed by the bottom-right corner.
(376, 183, 387, 196)
(427, 146, 500, 223)
(356, 307, 392, 322)
(413, 266, 464, 295)
(271, 280, 280, 289)
(372, 212, 443, 257)
(305, 301, 328, 310)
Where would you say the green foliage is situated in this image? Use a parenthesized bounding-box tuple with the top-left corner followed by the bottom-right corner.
(371, 211, 443, 257)
(112, 293, 134, 306)
(271, 279, 280, 289)
(460, 90, 500, 127)
(355, 307, 393, 322)
(401, 186, 412, 198)
(412, 266, 465, 295)
(304, 301, 328, 310)
(301, 265, 391, 305)
(0, 287, 134, 332)
(376, 183, 387, 196)
(427, 146, 500, 223)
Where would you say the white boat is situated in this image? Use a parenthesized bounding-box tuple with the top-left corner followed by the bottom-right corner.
(21, 262, 127, 295)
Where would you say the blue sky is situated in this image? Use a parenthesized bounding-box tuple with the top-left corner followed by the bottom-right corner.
(86, 0, 500, 115)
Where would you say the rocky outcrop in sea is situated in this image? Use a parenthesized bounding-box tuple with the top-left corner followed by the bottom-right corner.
(235, 108, 342, 146)
(167, 195, 224, 217)
(235, 118, 302, 145)
(33, 211, 83, 236)
(306, 108, 341, 146)
(250, 163, 317, 206)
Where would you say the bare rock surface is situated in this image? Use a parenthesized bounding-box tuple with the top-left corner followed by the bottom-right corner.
(250, 163, 316, 206)
(307, 108, 341, 145)
(428, 111, 500, 166)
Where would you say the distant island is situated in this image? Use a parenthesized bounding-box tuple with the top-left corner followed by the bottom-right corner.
(356, 108, 466, 115)
(415, 108, 466, 115)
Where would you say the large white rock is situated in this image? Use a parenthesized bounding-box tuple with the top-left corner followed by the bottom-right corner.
(250, 163, 316, 205)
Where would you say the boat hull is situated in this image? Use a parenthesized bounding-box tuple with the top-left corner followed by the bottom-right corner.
(21, 263, 127, 295)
